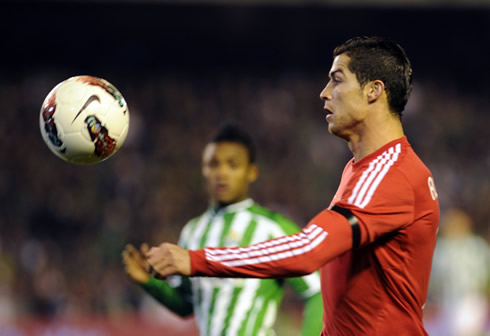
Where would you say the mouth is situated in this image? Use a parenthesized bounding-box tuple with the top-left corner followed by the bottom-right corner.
(324, 106, 333, 121)
(216, 183, 229, 193)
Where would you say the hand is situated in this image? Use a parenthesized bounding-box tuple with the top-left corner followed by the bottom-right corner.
(122, 243, 151, 284)
(146, 243, 191, 277)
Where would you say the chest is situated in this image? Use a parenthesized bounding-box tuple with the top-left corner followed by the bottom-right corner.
(187, 212, 274, 250)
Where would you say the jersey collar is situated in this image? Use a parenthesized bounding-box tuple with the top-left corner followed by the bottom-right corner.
(210, 198, 254, 215)
(352, 136, 408, 167)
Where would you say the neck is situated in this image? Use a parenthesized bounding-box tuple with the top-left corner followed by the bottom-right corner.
(347, 114, 404, 162)
(211, 197, 249, 209)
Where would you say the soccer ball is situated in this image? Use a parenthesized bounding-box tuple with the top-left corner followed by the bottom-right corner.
(39, 75, 130, 164)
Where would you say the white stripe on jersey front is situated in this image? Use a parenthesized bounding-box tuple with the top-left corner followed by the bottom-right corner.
(244, 296, 264, 335)
(208, 211, 253, 336)
(258, 300, 278, 336)
(348, 143, 402, 209)
(198, 213, 226, 335)
(195, 277, 213, 336)
(228, 211, 253, 246)
(226, 279, 261, 336)
(205, 214, 225, 248)
(209, 278, 234, 336)
(191, 213, 223, 335)
(187, 212, 212, 250)
(249, 215, 274, 245)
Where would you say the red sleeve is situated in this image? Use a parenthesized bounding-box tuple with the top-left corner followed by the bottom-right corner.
(189, 210, 353, 278)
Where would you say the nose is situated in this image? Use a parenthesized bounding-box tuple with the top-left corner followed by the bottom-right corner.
(319, 83, 331, 101)
(216, 164, 230, 179)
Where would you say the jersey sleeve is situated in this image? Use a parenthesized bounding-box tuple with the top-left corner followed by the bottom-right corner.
(189, 209, 353, 278)
(140, 275, 194, 317)
(139, 218, 197, 316)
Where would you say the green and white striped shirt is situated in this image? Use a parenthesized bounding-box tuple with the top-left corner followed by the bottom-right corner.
(171, 198, 321, 336)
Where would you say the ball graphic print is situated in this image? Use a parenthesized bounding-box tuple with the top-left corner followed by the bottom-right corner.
(39, 76, 130, 164)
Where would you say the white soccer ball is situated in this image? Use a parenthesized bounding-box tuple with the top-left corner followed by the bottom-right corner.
(39, 75, 130, 164)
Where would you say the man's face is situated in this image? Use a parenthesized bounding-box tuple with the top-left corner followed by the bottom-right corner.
(202, 142, 258, 206)
(320, 54, 367, 139)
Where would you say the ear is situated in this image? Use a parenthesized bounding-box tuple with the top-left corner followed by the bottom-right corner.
(247, 164, 259, 183)
(366, 80, 385, 104)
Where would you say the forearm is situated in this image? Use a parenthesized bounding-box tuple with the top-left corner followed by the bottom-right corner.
(190, 210, 353, 278)
(140, 276, 193, 317)
(300, 292, 323, 336)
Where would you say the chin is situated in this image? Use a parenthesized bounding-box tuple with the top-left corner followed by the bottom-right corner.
(327, 123, 338, 135)
(216, 196, 234, 204)
(328, 125, 350, 141)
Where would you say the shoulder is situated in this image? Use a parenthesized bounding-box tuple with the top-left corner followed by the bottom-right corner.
(343, 139, 425, 209)
(248, 203, 301, 235)
(396, 142, 434, 184)
(389, 141, 438, 206)
(180, 212, 208, 240)
(183, 212, 206, 229)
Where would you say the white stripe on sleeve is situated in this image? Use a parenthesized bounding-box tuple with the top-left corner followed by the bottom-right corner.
(204, 224, 328, 268)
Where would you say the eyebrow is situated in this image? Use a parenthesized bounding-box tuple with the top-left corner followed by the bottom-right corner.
(329, 69, 344, 79)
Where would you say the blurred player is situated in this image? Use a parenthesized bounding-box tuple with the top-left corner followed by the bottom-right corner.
(123, 123, 323, 335)
(426, 208, 489, 336)
(145, 36, 441, 335)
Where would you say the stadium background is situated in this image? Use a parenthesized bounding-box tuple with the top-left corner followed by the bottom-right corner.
(0, 1, 489, 335)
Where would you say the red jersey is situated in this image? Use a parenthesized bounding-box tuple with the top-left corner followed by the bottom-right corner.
(190, 136, 440, 335)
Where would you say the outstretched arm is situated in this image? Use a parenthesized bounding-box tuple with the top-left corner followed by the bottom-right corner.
(123, 243, 193, 316)
(147, 209, 353, 279)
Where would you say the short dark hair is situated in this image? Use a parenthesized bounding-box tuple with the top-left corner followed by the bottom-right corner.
(334, 36, 413, 118)
(211, 122, 257, 163)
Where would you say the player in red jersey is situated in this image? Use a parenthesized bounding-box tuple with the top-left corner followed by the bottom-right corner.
(146, 36, 440, 335)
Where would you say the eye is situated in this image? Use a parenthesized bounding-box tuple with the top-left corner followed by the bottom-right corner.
(328, 71, 343, 85)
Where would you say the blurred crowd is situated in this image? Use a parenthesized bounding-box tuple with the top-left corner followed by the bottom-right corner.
(0, 68, 488, 335)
